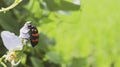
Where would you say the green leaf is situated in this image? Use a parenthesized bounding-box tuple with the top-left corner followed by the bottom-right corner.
(0, 12, 19, 34)
(69, 58, 87, 67)
(24, 0, 43, 18)
(45, 51, 63, 64)
(43, 0, 80, 11)
(54, 0, 61, 6)
(21, 53, 27, 65)
(30, 56, 44, 67)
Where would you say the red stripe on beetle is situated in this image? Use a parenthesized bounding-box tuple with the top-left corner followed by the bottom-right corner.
(31, 39, 38, 42)
(31, 33, 39, 37)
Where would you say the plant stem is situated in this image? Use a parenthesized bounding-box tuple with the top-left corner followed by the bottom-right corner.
(0, 55, 7, 67)
(0, 0, 22, 13)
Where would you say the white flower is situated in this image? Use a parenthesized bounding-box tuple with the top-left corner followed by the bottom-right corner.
(19, 21, 32, 45)
(1, 31, 23, 66)
(1, 31, 23, 51)
(0, 21, 32, 67)
(1, 21, 32, 50)
(19, 21, 31, 39)
(0, 21, 32, 54)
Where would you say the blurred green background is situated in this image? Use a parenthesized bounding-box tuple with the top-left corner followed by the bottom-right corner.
(0, 0, 120, 67)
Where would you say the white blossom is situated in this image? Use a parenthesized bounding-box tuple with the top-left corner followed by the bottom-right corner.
(0, 21, 32, 67)
(1, 31, 23, 51)
(19, 21, 31, 39)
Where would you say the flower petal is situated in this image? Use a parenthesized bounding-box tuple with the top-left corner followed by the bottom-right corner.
(1, 31, 23, 50)
(19, 21, 31, 39)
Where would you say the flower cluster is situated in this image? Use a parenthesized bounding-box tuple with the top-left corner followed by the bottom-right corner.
(0, 21, 32, 67)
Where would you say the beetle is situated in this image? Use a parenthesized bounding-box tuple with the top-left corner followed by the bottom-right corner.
(19, 21, 39, 47)
(28, 23, 39, 47)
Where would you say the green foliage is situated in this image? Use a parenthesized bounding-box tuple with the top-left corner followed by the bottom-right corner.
(30, 56, 44, 67)
(1, 0, 120, 67)
(45, 51, 63, 64)
(0, 0, 80, 67)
